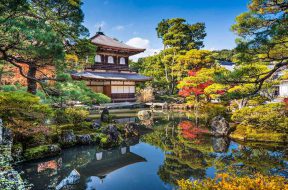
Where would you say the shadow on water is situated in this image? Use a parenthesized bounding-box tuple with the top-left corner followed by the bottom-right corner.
(16, 110, 288, 190)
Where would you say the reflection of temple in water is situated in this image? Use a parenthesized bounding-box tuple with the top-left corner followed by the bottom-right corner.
(80, 146, 146, 179)
(18, 142, 146, 189)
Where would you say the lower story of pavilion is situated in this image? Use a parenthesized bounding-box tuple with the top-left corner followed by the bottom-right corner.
(71, 71, 151, 102)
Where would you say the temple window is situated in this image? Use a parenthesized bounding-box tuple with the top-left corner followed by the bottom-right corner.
(108, 56, 114, 64)
(111, 86, 135, 94)
(95, 55, 101, 63)
(120, 57, 126, 65)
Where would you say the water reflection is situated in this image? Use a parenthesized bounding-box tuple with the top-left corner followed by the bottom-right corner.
(18, 139, 147, 189)
(17, 111, 287, 190)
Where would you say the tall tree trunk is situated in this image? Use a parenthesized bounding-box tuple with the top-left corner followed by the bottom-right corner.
(27, 65, 37, 94)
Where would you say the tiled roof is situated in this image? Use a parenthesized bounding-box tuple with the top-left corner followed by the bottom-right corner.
(91, 32, 145, 52)
(71, 71, 152, 81)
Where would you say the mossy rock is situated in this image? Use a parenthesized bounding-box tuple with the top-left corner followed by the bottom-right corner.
(23, 144, 61, 161)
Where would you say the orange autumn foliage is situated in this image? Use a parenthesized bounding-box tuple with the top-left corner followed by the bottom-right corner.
(1, 63, 55, 87)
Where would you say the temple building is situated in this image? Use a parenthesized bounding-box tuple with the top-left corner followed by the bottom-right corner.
(71, 31, 151, 102)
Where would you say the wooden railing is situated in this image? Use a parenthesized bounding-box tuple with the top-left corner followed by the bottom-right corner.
(111, 93, 135, 99)
(86, 63, 130, 71)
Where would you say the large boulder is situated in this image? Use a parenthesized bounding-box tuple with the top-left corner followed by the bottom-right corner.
(101, 124, 120, 145)
(212, 137, 230, 153)
(124, 122, 140, 137)
(101, 108, 109, 122)
(76, 135, 92, 145)
(138, 110, 151, 120)
(60, 130, 76, 147)
(0, 119, 13, 146)
(210, 116, 230, 136)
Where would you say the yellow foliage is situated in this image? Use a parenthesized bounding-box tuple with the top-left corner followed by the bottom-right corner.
(65, 54, 79, 63)
(178, 173, 288, 190)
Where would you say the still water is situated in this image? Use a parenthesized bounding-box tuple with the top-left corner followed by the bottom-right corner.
(17, 110, 287, 190)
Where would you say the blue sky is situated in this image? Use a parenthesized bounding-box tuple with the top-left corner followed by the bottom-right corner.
(82, 0, 248, 59)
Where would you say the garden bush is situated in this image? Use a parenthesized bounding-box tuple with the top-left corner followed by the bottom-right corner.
(231, 103, 288, 133)
(137, 86, 155, 103)
(55, 81, 111, 104)
(64, 107, 89, 126)
(177, 173, 288, 190)
(0, 91, 52, 129)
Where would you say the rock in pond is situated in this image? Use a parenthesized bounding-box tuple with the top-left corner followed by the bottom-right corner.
(60, 130, 76, 147)
(124, 122, 140, 137)
(101, 108, 109, 122)
(76, 135, 92, 145)
(138, 110, 151, 120)
(56, 169, 80, 190)
(210, 116, 230, 136)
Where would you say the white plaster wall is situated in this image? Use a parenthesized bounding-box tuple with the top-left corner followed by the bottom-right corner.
(279, 81, 288, 97)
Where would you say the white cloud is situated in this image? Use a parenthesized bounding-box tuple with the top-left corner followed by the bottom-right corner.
(126, 37, 161, 61)
(94, 21, 106, 31)
(126, 37, 150, 49)
(113, 25, 125, 31)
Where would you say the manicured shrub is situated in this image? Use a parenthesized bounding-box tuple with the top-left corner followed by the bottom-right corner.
(93, 92, 111, 104)
(0, 84, 18, 92)
(177, 173, 288, 190)
(56, 81, 111, 104)
(53, 109, 69, 124)
(200, 103, 228, 119)
(231, 103, 287, 133)
(0, 92, 52, 132)
(64, 107, 89, 126)
(230, 124, 287, 143)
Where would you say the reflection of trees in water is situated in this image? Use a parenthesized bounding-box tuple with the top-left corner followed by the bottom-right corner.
(142, 118, 216, 185)
(158, 153, 206, 185)
(215, 146, 287, 176)
(142, 113, 287, 185)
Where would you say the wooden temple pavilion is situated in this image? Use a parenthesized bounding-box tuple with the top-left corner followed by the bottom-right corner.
(71, 31, 151, 102)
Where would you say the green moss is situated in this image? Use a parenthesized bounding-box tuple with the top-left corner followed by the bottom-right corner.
(230, 124, 287, 143)
(51, 122, 97, 136)
(23, 144, 61, 160)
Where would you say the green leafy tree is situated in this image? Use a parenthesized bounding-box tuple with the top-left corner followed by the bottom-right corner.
(213, 49, 235, 62)
(132, 19, 207, 95)
(229, 0, 288, 92)
(156, 18, 206, 50)
(0, 0, 89, 94)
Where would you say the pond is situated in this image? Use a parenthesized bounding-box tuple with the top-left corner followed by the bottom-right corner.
(16, 110, 288, 190)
